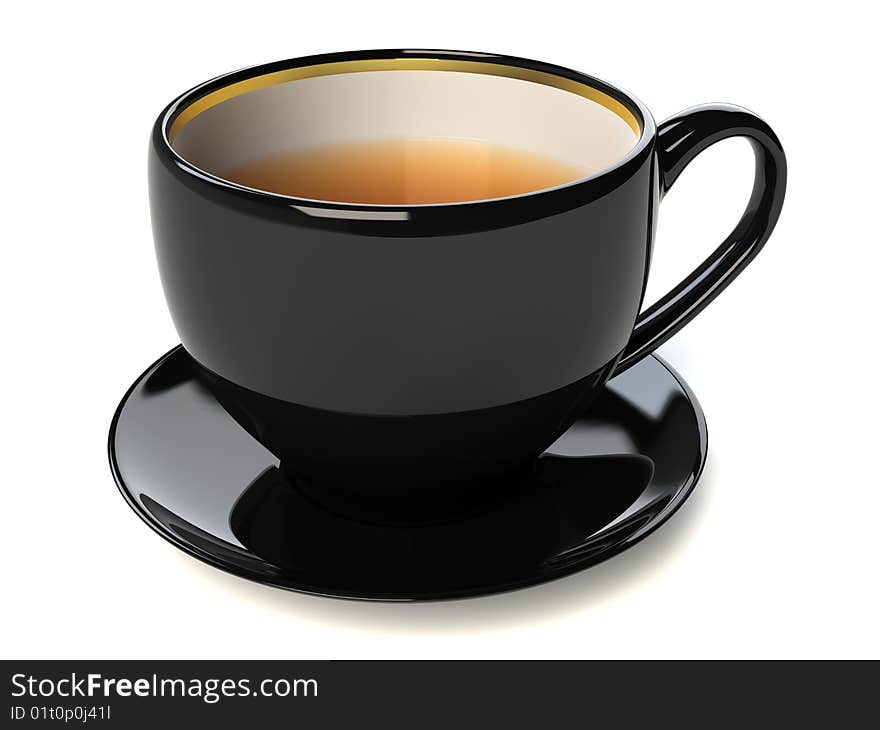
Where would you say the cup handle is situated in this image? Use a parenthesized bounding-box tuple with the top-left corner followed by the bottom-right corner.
(613, 104, 787, 375)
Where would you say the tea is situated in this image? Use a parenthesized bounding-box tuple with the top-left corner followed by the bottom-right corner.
(224, 139, 586, 204)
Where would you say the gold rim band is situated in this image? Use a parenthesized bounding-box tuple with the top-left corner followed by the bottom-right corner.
(167, 58, 642, 142)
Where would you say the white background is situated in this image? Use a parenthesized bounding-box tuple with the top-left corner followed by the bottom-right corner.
(3, 1, 878, 659)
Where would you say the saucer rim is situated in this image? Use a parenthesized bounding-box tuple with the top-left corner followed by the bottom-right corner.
(108, 346, 707, 602)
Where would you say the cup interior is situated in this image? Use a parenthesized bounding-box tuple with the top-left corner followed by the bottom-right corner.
(168, 58, 642, 202)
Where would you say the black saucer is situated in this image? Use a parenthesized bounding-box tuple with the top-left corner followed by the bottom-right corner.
(109, 347, 707, 601)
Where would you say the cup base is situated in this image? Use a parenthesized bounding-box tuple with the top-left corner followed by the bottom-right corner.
(109, 346, 706, 600)
(197, 357, 616, 486)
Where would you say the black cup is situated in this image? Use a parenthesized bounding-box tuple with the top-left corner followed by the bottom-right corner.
(149, 49, 785, 486)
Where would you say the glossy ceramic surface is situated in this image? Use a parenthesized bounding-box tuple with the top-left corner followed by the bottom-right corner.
(150, 49, 786, 421)
(109, 347, 707, 601)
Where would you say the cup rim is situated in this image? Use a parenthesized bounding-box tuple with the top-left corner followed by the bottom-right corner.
(154, 49, 656, 232)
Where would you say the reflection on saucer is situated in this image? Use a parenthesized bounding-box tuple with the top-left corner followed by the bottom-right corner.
(229, 454, 653, 595)
(110, 347, 706, 600)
